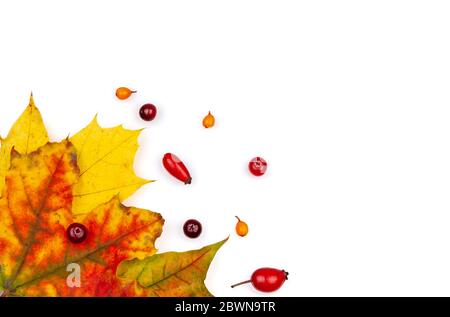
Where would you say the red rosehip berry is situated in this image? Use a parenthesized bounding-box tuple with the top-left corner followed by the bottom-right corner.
(248, 157, 267, 176)
(231, 268, 289, 292)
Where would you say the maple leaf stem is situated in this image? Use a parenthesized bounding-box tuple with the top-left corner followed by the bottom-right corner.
(0, 288, 18, 297)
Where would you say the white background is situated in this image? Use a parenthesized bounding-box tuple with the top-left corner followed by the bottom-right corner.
(1, 0, 450, 297)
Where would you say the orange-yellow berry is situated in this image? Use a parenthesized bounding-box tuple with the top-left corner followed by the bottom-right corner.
(235, 216, 248, 237)
(115, 87, 136, 100)
(202, 111, 215, 128)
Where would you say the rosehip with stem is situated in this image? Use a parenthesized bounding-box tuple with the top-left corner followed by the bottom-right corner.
(202, 111, 215, 128)
(231, 268, 288, 292)
(115, 87, 136, 100)
(235, 216, 248, 237)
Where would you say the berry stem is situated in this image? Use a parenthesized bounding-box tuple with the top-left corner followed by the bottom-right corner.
(231, 280, 252, 288)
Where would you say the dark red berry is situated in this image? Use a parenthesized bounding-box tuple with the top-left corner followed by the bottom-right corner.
(231, 267, 288, 292)
(248, 157, 267, 176)
(139, 104, 157, 121)
(67, 223, 88, 244)
(183, 219, 202, 238)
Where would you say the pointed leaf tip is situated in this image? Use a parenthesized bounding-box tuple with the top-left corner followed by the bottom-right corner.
(0, 97, 49, 195)
(29, 93, 35, 107)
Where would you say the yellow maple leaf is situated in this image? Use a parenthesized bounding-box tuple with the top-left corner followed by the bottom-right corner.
(0, 95, 151, 214)
(69, 117, 153, 215)
(0, 94, 48, 195)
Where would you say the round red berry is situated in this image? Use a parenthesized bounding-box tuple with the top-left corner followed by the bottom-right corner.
(139, 104, 157, 121)
(183, 219, 202, 238)
(248, 157, 267, 176)
(67, 223, 88, 244)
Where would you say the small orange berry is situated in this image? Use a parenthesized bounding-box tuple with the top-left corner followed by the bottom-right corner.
(202, 111, 215, 128)
(115, 87, 136, 100)
(235, 216, 249, 237)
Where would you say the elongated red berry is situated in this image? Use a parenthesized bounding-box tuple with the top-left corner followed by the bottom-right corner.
(67, 223, 88, 244)
(231, 268, 288, 292)
(162, 153, 192, 184)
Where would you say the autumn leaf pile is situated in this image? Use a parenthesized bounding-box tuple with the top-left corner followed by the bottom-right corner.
(0, 96, 226, 297)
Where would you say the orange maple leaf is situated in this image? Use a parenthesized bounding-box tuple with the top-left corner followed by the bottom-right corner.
(0, 141, 163, 296)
